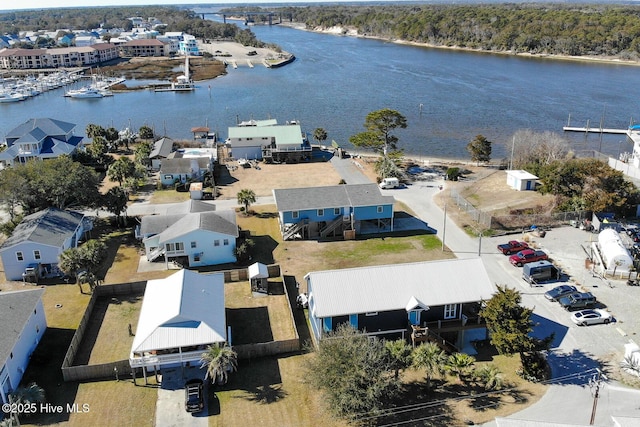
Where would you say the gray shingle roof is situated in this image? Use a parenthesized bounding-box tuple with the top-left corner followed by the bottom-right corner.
(149, 137, 174, 159)
(159, 158, 210, 174)
(156, 211, 238, 243)
(273, 183, 394, 212)
(306, 258, 496, 318)
(0, 288, 45, 366)
(0, 208, 84, 249)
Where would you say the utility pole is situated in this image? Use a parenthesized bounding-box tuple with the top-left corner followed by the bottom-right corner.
(442, 201, 447, 252)
(589, 368, 607, 425)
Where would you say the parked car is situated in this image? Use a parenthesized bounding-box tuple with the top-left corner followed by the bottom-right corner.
(571, 309, 612, 326)
(185, 379, 204, 413)
(559, 292, 596, 310)
(509, 249, 549, 267)
(497, 240, 529, 255)
(523, 260, 560, 285)
(544, 285, 577, 301)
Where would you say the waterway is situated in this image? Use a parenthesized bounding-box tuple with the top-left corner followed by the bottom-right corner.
(2, 14, 639, 160)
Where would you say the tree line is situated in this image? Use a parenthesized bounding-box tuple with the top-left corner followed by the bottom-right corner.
(0, 6, 274, 50)
(245, 3, 640, 59)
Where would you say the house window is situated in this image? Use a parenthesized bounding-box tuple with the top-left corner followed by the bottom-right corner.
(165, 242, 184, 252)
(16, 252, 23, 261)
(334, 208, 340, 215)
(365, 312, 378, 317)
(317, 209, 324, 217)
(164, 174, 173, 180)
(194, 253, 200, 262)
(223, 239, 229, 246)
(214, 240, 220, 247)
(444, 304, 457, 319)
(9, 353, 12, 359)
(34, 250, 41, 260)
(292, 211, 299, 219)
(191, 241, 197, 248)
(377, 206, 383, 213)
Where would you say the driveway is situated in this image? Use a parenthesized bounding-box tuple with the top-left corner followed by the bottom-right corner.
(155, 366, 210, 427)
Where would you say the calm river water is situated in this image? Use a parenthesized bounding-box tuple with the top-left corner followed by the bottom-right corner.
(2, 15, 639, 160)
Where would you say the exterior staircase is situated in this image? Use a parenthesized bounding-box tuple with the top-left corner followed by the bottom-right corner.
(320, 216, 345, 238)
(283, 219, 308, 241)
(147, 246, 165, 262)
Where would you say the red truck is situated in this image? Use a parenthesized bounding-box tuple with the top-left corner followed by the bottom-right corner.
(509, 249, 549, 267)
(497, 240, 529, 255)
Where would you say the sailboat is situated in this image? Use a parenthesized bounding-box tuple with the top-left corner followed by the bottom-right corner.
(155, 56, 195, 92)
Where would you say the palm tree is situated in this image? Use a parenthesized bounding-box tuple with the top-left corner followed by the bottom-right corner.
(445, 353, 476, 384)
(475, 364, 504, 391)
(9, 382, 45, 425)
(385, 339, 413, 379)
(200, 344, 238, 385)
(412, 342, 447, 390)
(237, 189, 256, 215)
(313, 127, 328, 145)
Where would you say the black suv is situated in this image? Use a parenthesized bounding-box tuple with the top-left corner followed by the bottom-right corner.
(558, 292, 596, 310)
(185, 379, 204, 413)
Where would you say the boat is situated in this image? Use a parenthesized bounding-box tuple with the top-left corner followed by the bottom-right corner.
(65, 86, 105, 99)
(0, 92, 26, 103)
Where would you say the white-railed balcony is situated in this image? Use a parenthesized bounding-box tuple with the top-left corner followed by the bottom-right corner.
(129, 348, 203, 368)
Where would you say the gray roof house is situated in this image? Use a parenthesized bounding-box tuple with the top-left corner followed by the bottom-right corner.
(273, 183, 395, 240)
(306, 258, 496, 353)
(137, 200, 238, 269)
(0, 288, 46, 405)
(0, 208, 91, 281)
(0, 118, 85, 168)
(149, 137, 174, 170)
(159, 157, 212, 187)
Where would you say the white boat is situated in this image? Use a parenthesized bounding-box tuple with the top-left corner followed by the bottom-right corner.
(65, 86, 105, 99)
(0, 92, 26, 103)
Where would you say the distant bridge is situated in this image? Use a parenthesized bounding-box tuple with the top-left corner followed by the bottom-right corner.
(200, 11, 293, 26)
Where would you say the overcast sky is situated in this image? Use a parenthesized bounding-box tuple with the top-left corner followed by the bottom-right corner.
(1, 1, 359, 12)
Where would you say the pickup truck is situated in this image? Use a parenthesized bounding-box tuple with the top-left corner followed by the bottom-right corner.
(497, 240, 529, 255)
(509, 249, 548, 267)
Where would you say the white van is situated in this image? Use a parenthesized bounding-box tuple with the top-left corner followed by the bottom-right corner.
(378, 177, 400, 189)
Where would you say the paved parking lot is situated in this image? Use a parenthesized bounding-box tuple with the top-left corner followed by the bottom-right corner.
(155, 366, 210, 427)
(483, 226, 640, 362)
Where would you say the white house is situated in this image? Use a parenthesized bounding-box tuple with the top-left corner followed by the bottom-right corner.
(0, 288, 46, 405)
(137, 200, 238, 268)
(506, 170, 538, 191)
(129, 270, 226, 380)
(226, 119, 308, 161)
(0, 208, 91, 281)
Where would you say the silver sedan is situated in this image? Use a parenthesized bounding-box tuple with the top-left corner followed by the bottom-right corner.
(570, 309, 613, 326)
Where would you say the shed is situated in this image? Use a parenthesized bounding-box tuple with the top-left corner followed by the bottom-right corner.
(249, 262, 269, 293)
(189, 182, 203, 200)
(506, 170, 538, 191)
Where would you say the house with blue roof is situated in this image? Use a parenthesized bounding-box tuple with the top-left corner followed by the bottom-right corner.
(0, 118, 85, 168)
(0, 208, 92, 281)
(273, 183, 395, 240)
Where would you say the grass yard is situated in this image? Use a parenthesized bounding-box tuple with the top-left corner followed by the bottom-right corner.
(225, 279, 295, 343)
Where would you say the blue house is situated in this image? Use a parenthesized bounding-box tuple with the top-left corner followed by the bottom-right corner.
(273, 183, 395, 240)
(305, 258, 496, 353)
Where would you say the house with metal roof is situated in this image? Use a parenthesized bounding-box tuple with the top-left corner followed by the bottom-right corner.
(149, 137, 174, 170)
(0, 208, 91, 281)
(305, 258, 496, 352)
(0, 288, 46, 405)
(273, 183, 395, 240)
(129, 270, 226, 381)
(0, 118, 85, 168)
(137, 200, 238, 268)
(226, 120, 310, 162)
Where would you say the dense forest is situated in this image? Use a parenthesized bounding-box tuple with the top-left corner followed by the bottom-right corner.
(224, 3, 640, 59)
(0, 6, 271, 49)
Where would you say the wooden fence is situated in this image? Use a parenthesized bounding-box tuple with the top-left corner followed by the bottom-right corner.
(61, 264, 290, 382)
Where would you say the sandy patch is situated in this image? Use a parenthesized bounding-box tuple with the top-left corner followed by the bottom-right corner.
(198, 40, 291, 67)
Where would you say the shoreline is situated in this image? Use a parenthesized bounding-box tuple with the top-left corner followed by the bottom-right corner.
(278, 22, 640, 68)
